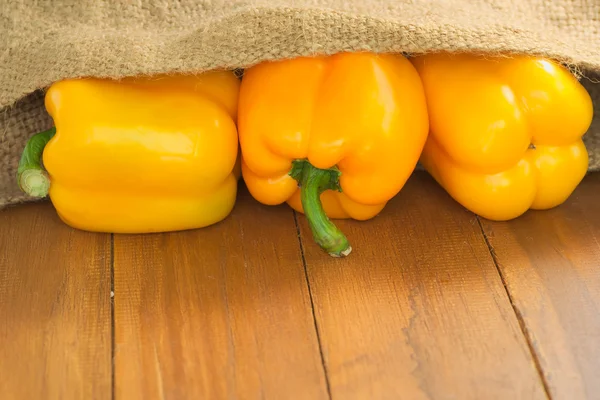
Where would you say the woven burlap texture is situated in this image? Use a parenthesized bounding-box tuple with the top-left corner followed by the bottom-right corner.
(1, 0, 600, 208)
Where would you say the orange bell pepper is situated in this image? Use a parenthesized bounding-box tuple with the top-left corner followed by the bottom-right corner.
(411, 53, 593, 221)
(238, 52, 429, 256)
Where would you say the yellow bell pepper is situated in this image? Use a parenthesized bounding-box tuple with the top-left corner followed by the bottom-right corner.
(411, 53, 593, 221)
(17, 70, 241, 233)
(238, 52, 429, 256)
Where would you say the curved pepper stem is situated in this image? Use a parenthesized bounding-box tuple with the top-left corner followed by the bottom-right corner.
(17, 127, 56, 198)
(290, 159, 352, 257)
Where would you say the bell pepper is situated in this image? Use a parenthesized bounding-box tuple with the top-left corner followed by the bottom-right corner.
(17, 70, 242, 233)
(411, 52, 594, 221)
(238, 52, 429, 256)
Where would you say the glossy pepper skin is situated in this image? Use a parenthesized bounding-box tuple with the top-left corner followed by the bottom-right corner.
(18, 70, 241, 233)
(411, 53, 593, 221)
(238, 52, 429, 256)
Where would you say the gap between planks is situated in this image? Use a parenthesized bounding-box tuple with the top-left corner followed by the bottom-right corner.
(293, 211, 333, 400)
(110, 233, 116, 400)
(476, 217, 553, 400)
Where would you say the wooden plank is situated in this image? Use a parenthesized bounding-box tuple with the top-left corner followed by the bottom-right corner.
(0, 202, 112, 400)
(113, 186, 329, 400)
(480, 172, 600, 399)
(298, 172, 548, 399)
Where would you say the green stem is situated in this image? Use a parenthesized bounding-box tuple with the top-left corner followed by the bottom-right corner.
(17, 127, 56, 197)
(290, 159, 352, 257)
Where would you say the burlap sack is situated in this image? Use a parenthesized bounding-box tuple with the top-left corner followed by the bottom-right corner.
(2, 0, 599, 208)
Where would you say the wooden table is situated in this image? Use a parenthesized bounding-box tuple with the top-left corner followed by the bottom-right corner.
(1, 171, 599, 400)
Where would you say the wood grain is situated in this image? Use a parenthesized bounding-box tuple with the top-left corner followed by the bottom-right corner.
(297, 172, 548, 400)
(0, 202, 112, 400)
(113, 186, 329, 400)
(480, 173, 600, 399)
